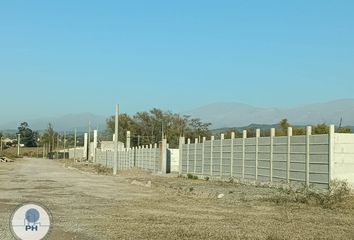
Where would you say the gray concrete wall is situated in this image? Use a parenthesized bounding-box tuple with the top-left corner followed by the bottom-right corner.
(169, 149, 179, 172)
(180, 129, 329, 188)
(332, 133, 354, 186)
(101, 141, 124, 151)
(68, 147, 85, 160)
(91, 144, 162, 173)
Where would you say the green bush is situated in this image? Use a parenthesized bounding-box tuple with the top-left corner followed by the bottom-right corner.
(187, 173, 198, 180)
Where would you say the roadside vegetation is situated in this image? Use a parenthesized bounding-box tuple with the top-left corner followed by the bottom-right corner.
(266, 180, 352, 209)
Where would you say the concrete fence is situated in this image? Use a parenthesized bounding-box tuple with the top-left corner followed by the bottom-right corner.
(94, 144, 162, 172)
(66, 125, 354, 188)
(179, 125, 354, 189)
(68, 147, 85, 160)
(68, 138, 168, 173)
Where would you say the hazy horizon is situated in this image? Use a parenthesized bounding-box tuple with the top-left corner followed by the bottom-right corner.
(2, 98, 354, 131)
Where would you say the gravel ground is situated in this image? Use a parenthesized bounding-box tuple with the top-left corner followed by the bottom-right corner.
(1, 158, 354, 239)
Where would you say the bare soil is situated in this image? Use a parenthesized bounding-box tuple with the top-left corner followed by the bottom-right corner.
(1, 158, 354, 239)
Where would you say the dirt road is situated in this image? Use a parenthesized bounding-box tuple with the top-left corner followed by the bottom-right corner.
(1, 158, 354, 239)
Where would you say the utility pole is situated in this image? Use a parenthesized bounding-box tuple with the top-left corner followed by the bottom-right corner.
(56, 135, 59, 159)
(0, 136, 3, 154)
(113, 104, 119, 175)
(52, 135, 55, 152)
(43, 144, 46, 159)
(63, 131, 66, 159)
(88, 121, 91, 162)
(17, 134, 20, 157)
(161, 122, 164, 141)
(74, 128, 77, 161)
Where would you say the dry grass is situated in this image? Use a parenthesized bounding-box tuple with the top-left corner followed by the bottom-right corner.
(61, 158, 112, 175)
(266, 180, 352, 209)
(33, 159, 354, 239)
(1, 146, 44, 159)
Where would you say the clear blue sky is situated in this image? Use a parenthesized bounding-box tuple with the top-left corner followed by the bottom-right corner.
(1, 0, 354, 122)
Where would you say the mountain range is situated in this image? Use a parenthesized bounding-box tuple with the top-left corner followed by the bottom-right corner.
(185, 99, 354, 129)
(1, 99, 354, 132)
(0, 113, 107, 133)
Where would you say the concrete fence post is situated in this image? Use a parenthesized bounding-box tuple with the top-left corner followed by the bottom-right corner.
(220, 133, 224, 178)
(140, 145, 143, 169)
(141, 146, 144, 169)
(202, 137, 206, 175)
(113, 104, 119, 175)
(178, 137, 184, 175)
(194, 138, 198, 174)
(105, 150, 108, 167)
(140, 143, 143, 169)
(145, 145, 148, 169)
(143, 145, 146, 170)
(132, 147, 135, 167)
(126, 131, 131, 149)
(137, 146, 140, 168)
(142, 145, 145, 170)
(187, 138, 190, 173)
(287, 127, 293, 183)
(144, 145, 147, 170)
(154, 143, 158, 172)
(255, 129, 260, 181)
(230, 132, 235, 177)
(84, 133, 88, 160)
(150, 144, 153, 171)
(306, 126, 312, 186)
(143, 145, 145, 169)
(140, 146, 143, 169)
(270, 128, 275, 182)
(328, 125, 335, 187)
(125, 148, 127, 170)
(130, 147, 133, 168)
(93, 130, 98, 164)
(242, 130, 247, 179)
(210, 136, 215, 177)
(161, 139, 168, 174)
(137, 146, 139, 168)
(135, 147, 138, 168)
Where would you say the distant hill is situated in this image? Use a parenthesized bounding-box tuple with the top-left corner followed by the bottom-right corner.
(0, 113, 107, 132)
(185, 99, 354, 129)
(211, 123, 354, 134)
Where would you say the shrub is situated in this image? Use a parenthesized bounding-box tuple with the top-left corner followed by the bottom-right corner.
(267, 180, 351, 209)
(187, 173, 198, 180)
(93, 164, 111, 175)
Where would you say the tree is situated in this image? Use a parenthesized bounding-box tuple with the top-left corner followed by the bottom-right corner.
(106, 108, 212, 148)
(223, 129, 242, 139)
(293, 127, 306, 135)
(277, 119, 290, 136)
(184, 117, 211, 140)
(41, 123, 58, 151)
(17, 122, 37, 147)
(313, 124, 329, 134)
(106, 113, 138, 143)
(337, 127, 352, 133)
